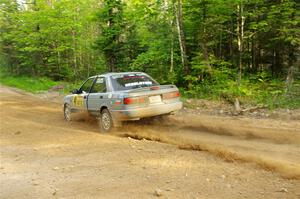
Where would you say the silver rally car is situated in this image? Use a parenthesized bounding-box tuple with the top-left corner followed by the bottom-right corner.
(63, 72, 182, 132)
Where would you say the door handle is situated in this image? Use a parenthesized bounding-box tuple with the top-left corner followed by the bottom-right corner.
(99, 96, 103, 99)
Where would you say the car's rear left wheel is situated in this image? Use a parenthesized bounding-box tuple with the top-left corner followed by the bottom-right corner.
(64, 104, 72, 121)
(99, 109, 113, 132)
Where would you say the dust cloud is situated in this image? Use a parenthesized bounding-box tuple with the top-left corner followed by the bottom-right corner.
(114, 115, 300, 179)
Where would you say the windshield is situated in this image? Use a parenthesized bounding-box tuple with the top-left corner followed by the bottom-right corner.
(110, 73, 159, 91)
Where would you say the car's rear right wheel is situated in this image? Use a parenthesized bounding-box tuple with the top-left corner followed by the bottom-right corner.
(99, 109, 113, 132)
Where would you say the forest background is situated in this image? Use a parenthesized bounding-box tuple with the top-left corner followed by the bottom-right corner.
(0, 0, 299, 109)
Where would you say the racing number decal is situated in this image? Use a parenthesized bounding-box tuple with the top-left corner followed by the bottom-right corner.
(73, 95, 84, 107)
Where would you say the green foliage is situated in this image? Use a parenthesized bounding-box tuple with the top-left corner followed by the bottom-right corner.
(182, 68, 300, 109)
(0, 0, 104, 80)
(95, 0, 125, 72)
(0, 0, 299, 109)
(0, 72, 57, 93)
(0, 67, 86, 93)
(126, 0, 181, 83)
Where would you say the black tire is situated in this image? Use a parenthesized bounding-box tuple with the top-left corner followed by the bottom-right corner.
(64, 104, 72, 121)
(99, 109, 113, 132)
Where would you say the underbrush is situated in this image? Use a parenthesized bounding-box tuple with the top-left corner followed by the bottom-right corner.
(181, 72, 300, 110)
(0, 70, 81, 93)
(1, 67, 299, 109)
(0, 75, 58, 93)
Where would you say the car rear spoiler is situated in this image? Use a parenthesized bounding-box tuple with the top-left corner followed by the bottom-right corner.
(126, 85, 176, 93)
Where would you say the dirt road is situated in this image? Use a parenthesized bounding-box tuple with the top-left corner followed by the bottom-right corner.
(0, 86, 299, 198)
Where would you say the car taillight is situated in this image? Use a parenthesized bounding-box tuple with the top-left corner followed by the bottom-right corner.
(124, 97, 147, 105)
(162, 91, 180, 99)
(150, 86, 160, 90)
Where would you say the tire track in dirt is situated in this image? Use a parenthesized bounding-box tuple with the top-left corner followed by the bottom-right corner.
(1, 86, 300, 199)
(115, 118, 300, 180)
(161, 115, 300, 145)
(1, 86, 299, 180)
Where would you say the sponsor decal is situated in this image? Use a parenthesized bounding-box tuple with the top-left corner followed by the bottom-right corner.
(73, 95, 84, 107)
(124, 81, 152, 87)
(96, 78, 104, 84)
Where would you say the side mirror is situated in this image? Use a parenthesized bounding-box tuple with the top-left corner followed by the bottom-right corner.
(71, 89, 80, 94)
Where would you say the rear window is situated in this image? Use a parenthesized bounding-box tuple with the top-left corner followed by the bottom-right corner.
(110, 73, 159, 91)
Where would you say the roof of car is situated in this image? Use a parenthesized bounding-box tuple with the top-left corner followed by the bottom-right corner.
(90, 72, 145, 78)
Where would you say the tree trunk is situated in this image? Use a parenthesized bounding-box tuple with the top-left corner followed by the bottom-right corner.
(107, 7, 117, 72)
(200, 1, 211, 73)
(170, 8, 174, 73)
(219, 31, 222, 59)
(251, 36, 258, 73)
(285, 1, 297, 93)
(175, 0, 189, 75)
(237, 2, 245, 86)
(170, 32, 174, 73)
(285, 48, 294, 93)
(229, 17, 233, 61)
(72, 4, 78, 76)
(201, 41, 211, 72)
(72, 30, 77, 76)
(56, 42, 60, 72)
(46, 0, 53, 8)
(108, 54, 116, 72)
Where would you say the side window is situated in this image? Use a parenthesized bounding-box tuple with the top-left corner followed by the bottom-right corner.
(80, 78, 95, 93)
(90, 77, 107, 93)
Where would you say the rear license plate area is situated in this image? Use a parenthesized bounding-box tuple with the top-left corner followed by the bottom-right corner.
(149, 95, 162, 104)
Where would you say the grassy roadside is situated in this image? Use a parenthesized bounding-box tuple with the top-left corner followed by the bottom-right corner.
(0, 70, 80, 93)
(0, 70, 299, 110)
(180, 79, 300, 110)
(0, 75, 58, 93)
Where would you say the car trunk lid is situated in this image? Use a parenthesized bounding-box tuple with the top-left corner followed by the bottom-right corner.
(123, 85, 180, 106)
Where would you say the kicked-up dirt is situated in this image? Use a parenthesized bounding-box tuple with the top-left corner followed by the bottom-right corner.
(0, 86, 299, 198)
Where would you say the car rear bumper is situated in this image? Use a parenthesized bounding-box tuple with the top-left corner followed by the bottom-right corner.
(110, 101, 182, 121)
